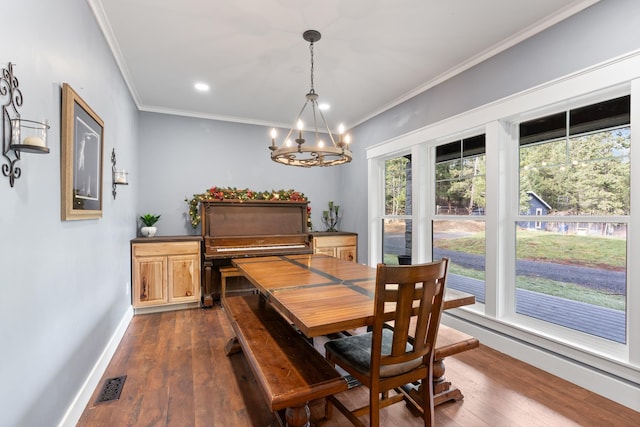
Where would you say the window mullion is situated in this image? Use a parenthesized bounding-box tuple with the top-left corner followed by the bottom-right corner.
(628, 78, 640, 364)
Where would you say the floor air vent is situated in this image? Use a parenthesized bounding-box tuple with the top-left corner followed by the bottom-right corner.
(96, 375, 127, 403)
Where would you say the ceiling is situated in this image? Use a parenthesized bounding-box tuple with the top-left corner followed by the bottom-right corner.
(89, 0, 598, 131)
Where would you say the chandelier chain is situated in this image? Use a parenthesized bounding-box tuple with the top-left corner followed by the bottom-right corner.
(309, 41, 315, 93)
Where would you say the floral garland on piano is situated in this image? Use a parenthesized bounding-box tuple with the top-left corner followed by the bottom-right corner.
(185, 186, 311, 229)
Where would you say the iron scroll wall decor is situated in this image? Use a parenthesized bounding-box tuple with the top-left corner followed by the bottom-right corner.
(1, 62, 50, 187)
(111, 148, 128, 199)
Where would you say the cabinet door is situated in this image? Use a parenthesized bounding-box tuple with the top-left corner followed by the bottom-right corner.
(336, 246, 356, 262)
(313, 234, 357, 262)
(168, 254, 200, 303)
(314, 247, 337, 257)
(133, 256, 167, 306)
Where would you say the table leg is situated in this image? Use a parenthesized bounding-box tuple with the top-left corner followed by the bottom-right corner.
(402, 357, 465, 415)
(283, 402, 311, 427)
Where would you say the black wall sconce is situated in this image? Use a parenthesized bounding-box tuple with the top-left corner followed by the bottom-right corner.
(1, 62, 50, 187)
(111, 148, 128, 199)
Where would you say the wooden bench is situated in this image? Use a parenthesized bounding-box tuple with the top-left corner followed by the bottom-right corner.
(222, 294, 348, 427)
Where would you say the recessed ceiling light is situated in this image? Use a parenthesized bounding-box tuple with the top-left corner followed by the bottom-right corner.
(194, 82, 210, 92)
(318, 103, 330, 111)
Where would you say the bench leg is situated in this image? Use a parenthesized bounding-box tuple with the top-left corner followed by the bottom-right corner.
(224, 337, 242, 356)
(284, 402, 311, 427)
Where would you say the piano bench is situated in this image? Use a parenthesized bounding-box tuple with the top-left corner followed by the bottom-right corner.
(222, 294, 348, 427)
(219, 266, 242, 298)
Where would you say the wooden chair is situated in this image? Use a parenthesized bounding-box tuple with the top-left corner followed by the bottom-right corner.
(324, 258, 449, 426)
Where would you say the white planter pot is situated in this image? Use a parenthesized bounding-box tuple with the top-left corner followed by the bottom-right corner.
(141, 226, 157, 237)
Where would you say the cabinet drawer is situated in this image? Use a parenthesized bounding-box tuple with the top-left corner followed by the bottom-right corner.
(133, 241, 200, 257)
(313, 235, 357, 248)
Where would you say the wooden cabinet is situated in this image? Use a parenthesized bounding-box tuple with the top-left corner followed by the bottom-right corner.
(131, 236, 202, 313)
(310, 232, 357, 262)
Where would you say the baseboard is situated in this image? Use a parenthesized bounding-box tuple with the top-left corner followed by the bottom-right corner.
(57, 306, 134, 427)
(133, 301, 201, 315)
(442, 315, 640, 412)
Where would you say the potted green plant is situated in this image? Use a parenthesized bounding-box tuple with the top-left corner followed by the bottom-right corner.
(139, 214, 161, 237)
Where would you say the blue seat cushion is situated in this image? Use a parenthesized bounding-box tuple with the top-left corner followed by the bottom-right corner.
(325, 328, 422, 378)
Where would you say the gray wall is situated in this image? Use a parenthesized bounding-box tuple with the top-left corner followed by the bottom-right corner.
(2, 0, 640, 425)
(343, 0, 640, 262)
(0, 0, 138, 425)
(136, 112, 345, 236)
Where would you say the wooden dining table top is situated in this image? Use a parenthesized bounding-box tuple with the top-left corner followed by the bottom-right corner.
(232, 254, 476, 338)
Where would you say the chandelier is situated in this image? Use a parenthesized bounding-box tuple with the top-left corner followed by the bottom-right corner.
(269, 30, 352, 167)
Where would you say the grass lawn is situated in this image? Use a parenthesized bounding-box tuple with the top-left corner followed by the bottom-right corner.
(385, 229, 626, 310)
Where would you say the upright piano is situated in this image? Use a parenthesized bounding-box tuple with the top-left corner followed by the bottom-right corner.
(200, 199, 312, 305)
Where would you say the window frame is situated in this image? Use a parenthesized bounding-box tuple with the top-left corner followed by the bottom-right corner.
(366, 50, 640, 401)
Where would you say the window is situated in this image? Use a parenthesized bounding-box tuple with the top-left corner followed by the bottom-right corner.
(382, 155, 412, 265)
(517, 96, 629, 343)
(434, 135, 486, 303)
(435, 135, 486, 215)
(367, 54, 640, 403)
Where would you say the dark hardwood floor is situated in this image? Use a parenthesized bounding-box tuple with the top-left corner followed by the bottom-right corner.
(78, 307, 639, 426)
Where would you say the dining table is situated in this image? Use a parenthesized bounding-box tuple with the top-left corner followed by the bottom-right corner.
(231, 253, 476, 337)
(230, 253, 478, 410)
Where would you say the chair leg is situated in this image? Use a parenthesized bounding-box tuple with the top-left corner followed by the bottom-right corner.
(421, 373, 435, 427)
(370, 385, 380, 427)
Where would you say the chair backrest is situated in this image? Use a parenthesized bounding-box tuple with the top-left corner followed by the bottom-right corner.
(371, 258, 449, 377)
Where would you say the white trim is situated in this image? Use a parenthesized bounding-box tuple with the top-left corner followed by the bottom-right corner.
(88, 0, 599, 130)
(366, 49, 640, 158)
(352, 0, 601, 128)
(629, 78, 640, 366)
(366, 48, 640, 411)
(57, 306, 134, 427)
(134, 301, 200, 315)
(367, 157, 383, 266)
(443, 313, 640, 412)
(87, 0, 142, 109)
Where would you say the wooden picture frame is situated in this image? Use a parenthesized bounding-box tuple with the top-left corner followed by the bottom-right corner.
(61, 83, 104, 220)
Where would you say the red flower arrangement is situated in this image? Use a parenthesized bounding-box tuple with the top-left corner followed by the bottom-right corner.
(185, 186, 310, 228)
